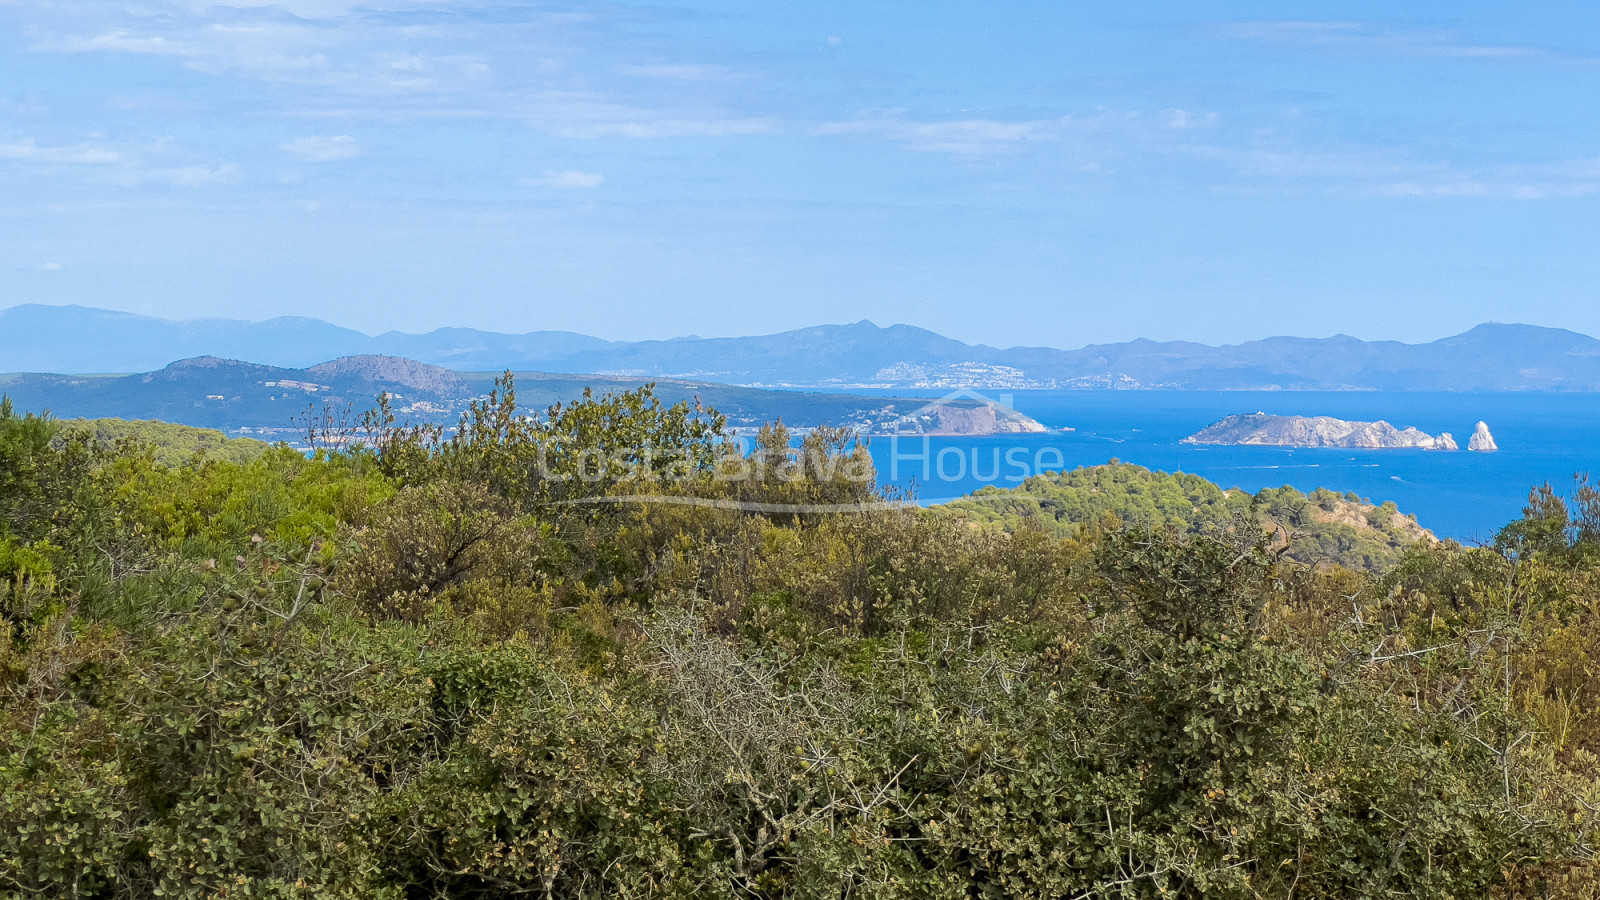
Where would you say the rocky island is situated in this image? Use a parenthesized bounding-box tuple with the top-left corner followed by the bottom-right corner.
(1469, 420, 1499, 451)
(1184, 413, 1458, 450)
(881, 396, 1052, 436)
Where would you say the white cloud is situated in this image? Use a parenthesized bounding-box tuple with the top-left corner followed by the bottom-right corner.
(0, 138, 121, 164)
(13, 0, 800, 157)
(502, 89, 782, 139)
(807, 102, 1600, 199)
(1386, 156, 1600, 199)
(120, 163, 240, 187)
(36, 24, 336, 76)
(567, 118, 777, 139)
(1164, 109, 1218, 130)
(620, 63, 735, 81)
(31, 17, 493, 95)
(1188, 141, 1600, 200)
(280, 135, 360, 161)
(20, 2, 778, 142)
(105, 94, 201, 113)
(1214, 21, 1584, 63)
(815, 106, 1237, 157)
(40, 262, 61, 271)
(166, 0, 451, 14)
(0, 135, 238, 187)
(0, 97, 48, 115)
(530, 169, 604, 188)
(817, 112, 1048, 155)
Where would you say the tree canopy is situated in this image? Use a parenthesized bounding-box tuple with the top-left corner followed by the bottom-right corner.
(937, 459, 1433, 571)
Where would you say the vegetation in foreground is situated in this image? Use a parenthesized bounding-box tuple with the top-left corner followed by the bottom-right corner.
(3, 385, 1600, 899)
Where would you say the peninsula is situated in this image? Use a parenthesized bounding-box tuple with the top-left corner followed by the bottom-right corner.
(882, 397, 1052, 436)
(1183, 413, 1458, 450)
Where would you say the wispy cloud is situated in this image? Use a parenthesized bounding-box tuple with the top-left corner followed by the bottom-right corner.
(508, 89, 781, 139)
(10, 1, 1594, 205)
(817, 112, 1051, 155)
(808, 100, 1600, 199)
(0, 135, 236, 187)
(1371, 157, 1600, 200)
(113, 163, 241, 187)
(620, 63, 739, 81)
(1187, 140, 1600, 200)
(35, 25, 336, 78)
(0, 96, 49, 115)
(21, 2, 778, 144)
(529, 169, 604, 188)
(819, 98, 1600, 201)
(280, 134, 360, 161)
(555, 117, 779, 139)
(0, 138, 121, 164)
(815, 106, 1222, 156)
(1164, 109, 1218, 131)
(105, 94, 203, 113)
(27, 11, 497, 95)
(1214, 21, 1587, 63)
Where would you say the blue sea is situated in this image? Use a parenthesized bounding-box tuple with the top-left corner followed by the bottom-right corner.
(857, 391, 1600, 543)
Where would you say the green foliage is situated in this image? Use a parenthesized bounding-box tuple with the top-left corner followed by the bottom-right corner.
(1494, 476, 1600, 566)
(0, 396, 66, 541)
(334, 480, 549, 625)
(364, 375, 726, 514)
(940, 459, 1245, 534)
(939, 460, 1433, 572)
(1, 391, 1599, 898)
(57, 417, 271, 467)
(97, 444, 392, 552)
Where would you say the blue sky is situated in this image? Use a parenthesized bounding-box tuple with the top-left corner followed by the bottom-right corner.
(4, 1, 1600, 347)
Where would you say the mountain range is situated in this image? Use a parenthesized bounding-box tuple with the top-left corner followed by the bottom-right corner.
(6, 304, 1600, 391)
(0, 355, 1010, 439)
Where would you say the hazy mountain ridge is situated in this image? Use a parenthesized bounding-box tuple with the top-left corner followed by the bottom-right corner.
(0, 353, 1044, 440)
(0, 355, 473, 436)
(6, 304, 1600, 391)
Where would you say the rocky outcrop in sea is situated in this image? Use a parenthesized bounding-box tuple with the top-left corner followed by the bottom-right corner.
(1468, 421, 1499, 452)
(1183, 413, 1458, 450)
(883, 400, 1051, 436)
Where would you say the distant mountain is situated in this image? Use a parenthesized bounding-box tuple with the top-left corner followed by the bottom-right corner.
(0, 304, 375, 372)
(0, 304, 623, 373)
(6, 304, 1600, 391)
(0, 354, 1008, 440)
(0, 355, 471, 435)
(368, 327, 620, 371)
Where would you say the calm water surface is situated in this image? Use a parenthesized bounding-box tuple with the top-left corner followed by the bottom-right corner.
(855, 391, 1600, 542)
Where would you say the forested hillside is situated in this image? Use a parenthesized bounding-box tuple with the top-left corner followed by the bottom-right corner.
(3, 385, 1600, 898)
(937, 461, 1434, 571)
(56, 417, 271, 466)
(0, 354, 990, 438)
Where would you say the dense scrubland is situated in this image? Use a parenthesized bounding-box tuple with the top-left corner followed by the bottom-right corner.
(4, 382, 1600, 899)
(939, 461, 1434, 572)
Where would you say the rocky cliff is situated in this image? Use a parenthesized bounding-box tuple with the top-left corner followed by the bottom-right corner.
(1469, 421, 1499, 451)
(884, 399, 1051, 435)
(1184, 413, 1457, 450)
